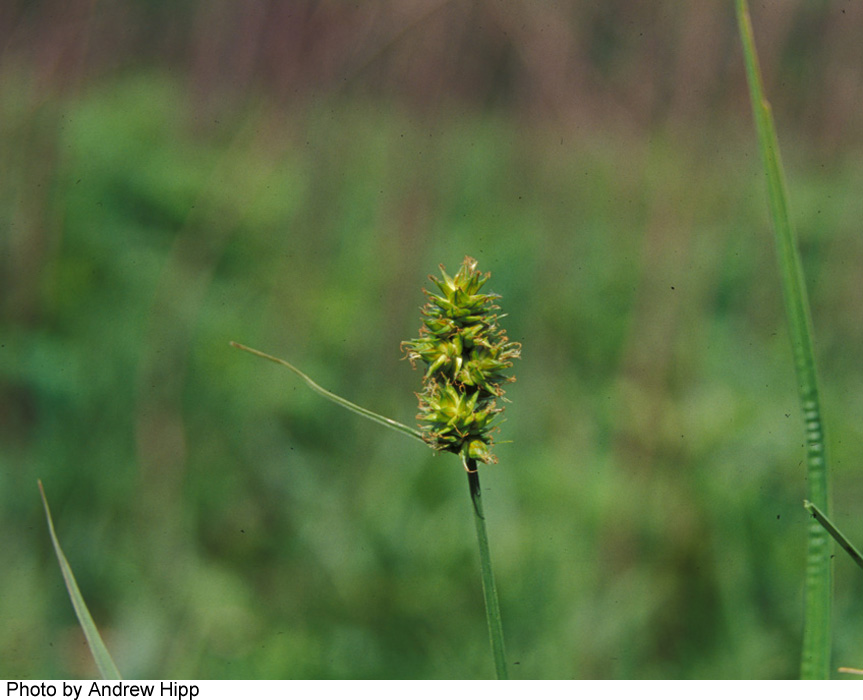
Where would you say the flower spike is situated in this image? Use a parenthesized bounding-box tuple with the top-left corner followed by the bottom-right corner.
(402, 257, 520, 465)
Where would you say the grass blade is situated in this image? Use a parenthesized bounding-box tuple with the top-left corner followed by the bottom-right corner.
(735, 0, 832, 679)
(804, 501, 863, 573)
(230, 341, 425, 444)
(38, 480, 122, 680)
(464, 456, 508, 679)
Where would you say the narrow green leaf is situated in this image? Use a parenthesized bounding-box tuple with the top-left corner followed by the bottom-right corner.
(735, 0, 832, 679)
(38, 480, 122, 680)
(230, 341, 426, 444)
(804, 501, 863, 573)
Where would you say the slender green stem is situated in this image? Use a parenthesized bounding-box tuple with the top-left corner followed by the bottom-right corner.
(735, 0, 832, 679)
(230, 341, 425, 444)
(464, 456, 508, 679)
(804, 501, 863, 573)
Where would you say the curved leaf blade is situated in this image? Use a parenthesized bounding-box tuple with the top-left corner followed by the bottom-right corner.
(38, 480, 122, 680)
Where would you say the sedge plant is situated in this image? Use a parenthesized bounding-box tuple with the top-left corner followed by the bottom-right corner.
(233, 256, 520, 679)
(736, 0, 833, 679)
(39, 256, 518, 680)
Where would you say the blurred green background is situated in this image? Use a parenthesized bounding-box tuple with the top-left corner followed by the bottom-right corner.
(3, 0, 863, 680)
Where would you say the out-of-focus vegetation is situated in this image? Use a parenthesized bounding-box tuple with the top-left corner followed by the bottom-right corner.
(3, 0, 863, 679)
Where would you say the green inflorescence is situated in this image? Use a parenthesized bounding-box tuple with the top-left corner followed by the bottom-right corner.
(402, 256, 521, 466)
